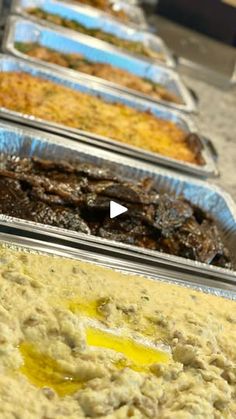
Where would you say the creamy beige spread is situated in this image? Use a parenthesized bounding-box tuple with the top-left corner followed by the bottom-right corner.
(0, 245, 235, 418)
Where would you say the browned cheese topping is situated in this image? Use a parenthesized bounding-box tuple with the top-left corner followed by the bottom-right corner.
(0, 72, 203, 165)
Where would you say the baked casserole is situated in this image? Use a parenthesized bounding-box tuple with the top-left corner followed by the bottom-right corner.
(0, 72, 203, 165)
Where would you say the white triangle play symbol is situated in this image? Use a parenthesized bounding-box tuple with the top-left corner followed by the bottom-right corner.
(110, 201, 128, 219)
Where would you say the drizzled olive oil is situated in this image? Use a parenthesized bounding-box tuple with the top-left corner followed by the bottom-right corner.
(67, 297, 109, 321)
(19, 326, 169, 397)
(86, 327, 170, 372)
(19, 342, 83, 397)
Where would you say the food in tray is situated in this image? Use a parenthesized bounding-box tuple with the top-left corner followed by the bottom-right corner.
(0, 155, 231, 268)
(69, 0, 129, 22)
(0, 245, 235, 418)
(15, 42, 182, 105)
(27, 8, 165, 62)
(0, 72, 203, 165)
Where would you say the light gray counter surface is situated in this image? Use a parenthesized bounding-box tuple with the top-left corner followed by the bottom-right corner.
(182, 75, 236, 201)
(147, 14, 236, 202)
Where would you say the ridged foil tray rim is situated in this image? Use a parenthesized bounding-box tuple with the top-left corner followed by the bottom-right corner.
(57, 0, 148, 29)
(12, 0, 147, 30)
(3, 15, 196, 114)
(0, 120, 234, 281)
(0, 232, 236, 299)
(0, 118, 229, 192)
(0, 108, 217, 178)
(55, 0, 148, 29)
(11, 0, 175, 68)
(0, 54, 218, 178)
(2, 216, 236, 282)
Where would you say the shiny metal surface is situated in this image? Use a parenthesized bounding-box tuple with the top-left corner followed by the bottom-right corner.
(29, 0, 146, 29)
(60, 0, 148, 29)
(0, 54, 217, 177)
(11, 0, 175, 67)
(0, 121, 234, 281)
(3, 16, 196, 113)
(0, 232, 236, 298)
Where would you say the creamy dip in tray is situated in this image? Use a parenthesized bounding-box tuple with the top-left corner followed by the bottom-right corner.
(0, 244, 235, 418)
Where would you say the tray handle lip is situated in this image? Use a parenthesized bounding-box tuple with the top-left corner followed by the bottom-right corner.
(203, 136, 219, 163)
(187, 87, 199, 106)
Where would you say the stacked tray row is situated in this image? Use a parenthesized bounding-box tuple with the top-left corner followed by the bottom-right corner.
(0, 0, 219, 177)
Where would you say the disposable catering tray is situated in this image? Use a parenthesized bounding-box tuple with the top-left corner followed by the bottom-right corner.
(0, 232, 236, 298)
(2, 16, 196, 114)
(58, 0, 148, 29)
(0, 54, 217, 178)
(11, 0, 175, 68)
(0, 121, 235, 282)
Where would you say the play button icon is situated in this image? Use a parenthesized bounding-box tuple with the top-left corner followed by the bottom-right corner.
(110, 201, 128, 219)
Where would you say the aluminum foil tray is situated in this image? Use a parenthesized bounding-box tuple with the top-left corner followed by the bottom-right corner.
(3, 16, 196, 114)
(0, 232, 236, 298)
(0, 121, 235, 282)
(11, 0, 175, 68)
(58, 0, 148, 29)
(113, 0, 139, 6)
(0, 54, 217, 178)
